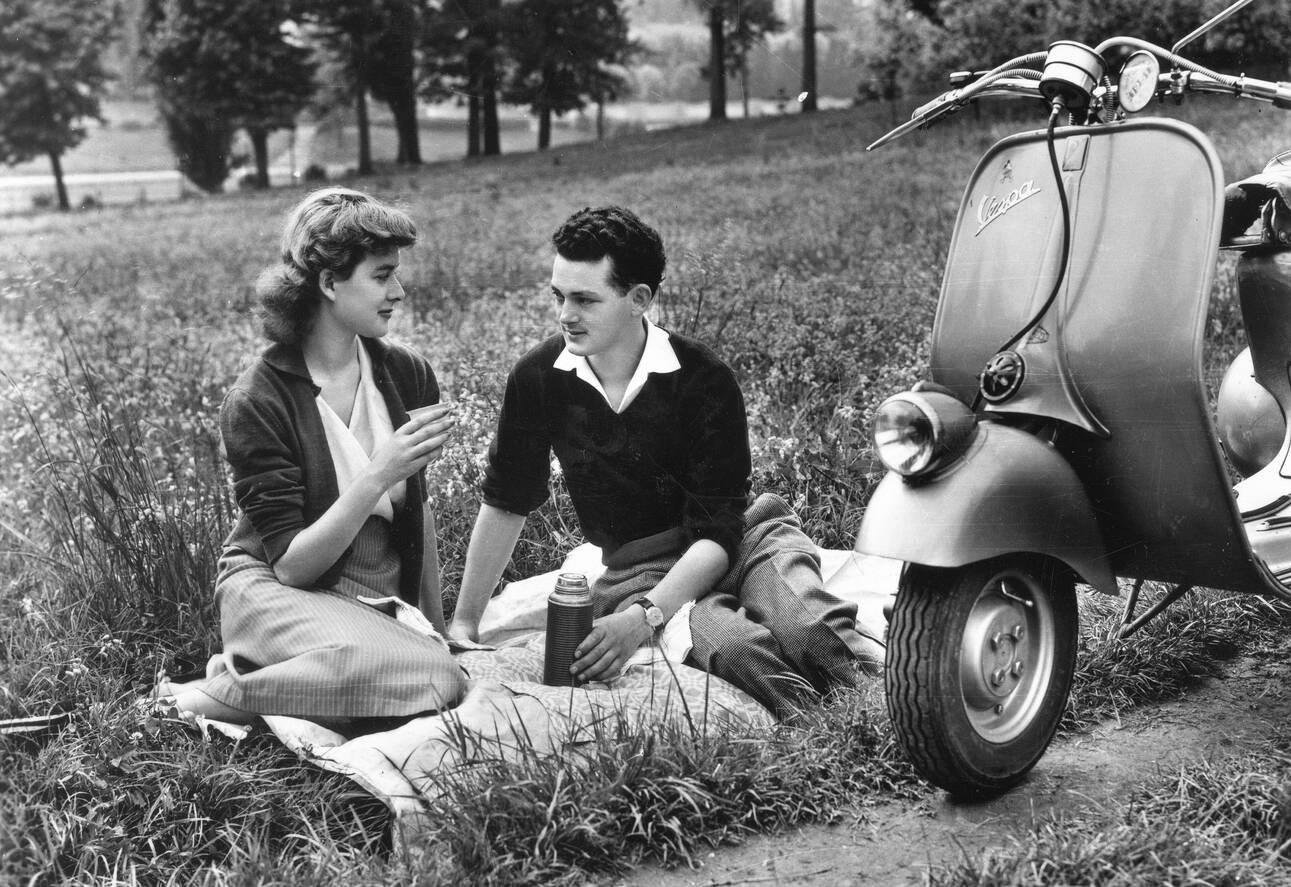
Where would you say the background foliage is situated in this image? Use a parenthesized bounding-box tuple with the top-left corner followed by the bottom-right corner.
(143, 0, 316, 191)
(0, 0, 116, 209)
(867, 0, 1291, 99)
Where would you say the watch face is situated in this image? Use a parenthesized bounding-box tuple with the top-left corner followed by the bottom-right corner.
(637, 599, 665, 628)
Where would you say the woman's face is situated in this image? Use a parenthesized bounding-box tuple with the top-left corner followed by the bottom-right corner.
(322, 248, 404, 338)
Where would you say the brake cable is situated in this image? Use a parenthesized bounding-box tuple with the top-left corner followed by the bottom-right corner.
(971, 100, 1072, 411)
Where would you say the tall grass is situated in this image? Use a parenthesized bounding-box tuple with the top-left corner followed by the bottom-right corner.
(932, 745, 1291, 886)
(416, 685, 914, 885)
(3, 100, 1291, 882)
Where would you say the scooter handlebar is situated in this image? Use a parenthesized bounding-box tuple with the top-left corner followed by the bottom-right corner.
(1161, 70, 1291, 108)
(867, 38, 1291, 152)
(868, 76, 1042, 151)
(1234, 76, 1291, 109)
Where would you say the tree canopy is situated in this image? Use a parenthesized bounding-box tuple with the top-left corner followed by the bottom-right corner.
(0, 0, 117, 210)
(299, 0, 424, 172)
(868, 0, 1291, 102)
(690, 0, 784, 120)
(502, 0, 636, 150)
(144, 0, 315, 191)
(420, 0, 506, 157)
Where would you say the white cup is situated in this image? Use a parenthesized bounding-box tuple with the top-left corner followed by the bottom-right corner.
(407, 402, 454, 423)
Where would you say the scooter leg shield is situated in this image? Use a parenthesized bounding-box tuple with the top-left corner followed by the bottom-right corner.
(856, 422, 1115, 595)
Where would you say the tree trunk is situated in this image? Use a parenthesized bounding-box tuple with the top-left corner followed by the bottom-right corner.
(468, 92, 481, 157)
(708, 3, 727, 121)
(482, 57, 500, 156)
(48, 150, 69, 211)
(353, 45, 373, 176)
(389, 89, 421, 165)
(537, 105, 552, 151)
(483, 87, 500, 156)
(741, 59, 750, 118)
(356, 87, 372, 174)
(382, 0, 421, 165)
(249, 127, 271, 189)
(596, 97, 605, 141)
(801, 0, 818, 113)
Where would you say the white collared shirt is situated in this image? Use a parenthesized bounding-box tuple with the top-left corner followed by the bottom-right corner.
(315, 340, 405, 521)
(552, 317, 682, 413)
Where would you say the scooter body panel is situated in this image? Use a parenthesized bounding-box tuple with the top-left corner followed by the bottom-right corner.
(917, 119, 1268, 593)
(857, 422, 1116, 594)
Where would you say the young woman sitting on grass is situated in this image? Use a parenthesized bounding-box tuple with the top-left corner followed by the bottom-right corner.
(156, 187, 467, 724)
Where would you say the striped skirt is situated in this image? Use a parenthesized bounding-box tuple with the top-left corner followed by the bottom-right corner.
(199, 517, 467, 720)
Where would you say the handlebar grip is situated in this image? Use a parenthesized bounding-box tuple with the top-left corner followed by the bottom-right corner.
(1240, 78, 1291, 109)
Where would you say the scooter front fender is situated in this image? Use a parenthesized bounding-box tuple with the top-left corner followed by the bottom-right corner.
(856, 422, 1116, 595)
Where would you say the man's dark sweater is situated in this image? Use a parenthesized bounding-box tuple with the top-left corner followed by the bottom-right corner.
(481, 330, 752, 563)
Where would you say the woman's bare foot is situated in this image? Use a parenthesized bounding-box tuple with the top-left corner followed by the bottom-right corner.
(154, 678, 255, 725)
(153, 678, 191, 698)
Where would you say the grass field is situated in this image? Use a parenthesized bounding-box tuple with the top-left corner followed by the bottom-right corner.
(3, 99, 1291, 884)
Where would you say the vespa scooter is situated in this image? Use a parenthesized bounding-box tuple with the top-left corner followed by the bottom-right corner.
(858, 0, 1291, 797)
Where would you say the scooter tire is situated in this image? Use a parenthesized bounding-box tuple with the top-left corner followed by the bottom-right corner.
(885, 554, 1078, 799)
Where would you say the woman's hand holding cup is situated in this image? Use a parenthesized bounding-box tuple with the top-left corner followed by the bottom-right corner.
(369, 402, 457, 487)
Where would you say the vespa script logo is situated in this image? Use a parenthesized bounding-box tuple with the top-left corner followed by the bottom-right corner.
(975, 179, 1041, 236)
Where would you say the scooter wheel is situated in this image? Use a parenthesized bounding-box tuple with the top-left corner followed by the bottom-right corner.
(885, 554, 1077, 799)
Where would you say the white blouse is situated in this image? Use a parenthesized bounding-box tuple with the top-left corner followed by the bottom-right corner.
(315, 341, 406, 522)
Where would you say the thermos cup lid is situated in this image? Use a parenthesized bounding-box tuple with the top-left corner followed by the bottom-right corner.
(554, 572, 590, 594)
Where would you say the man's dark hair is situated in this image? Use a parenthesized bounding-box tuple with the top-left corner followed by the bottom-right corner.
(551, 206, 666, 294)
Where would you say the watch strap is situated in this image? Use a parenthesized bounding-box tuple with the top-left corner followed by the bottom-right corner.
(632, 597, 664, 628)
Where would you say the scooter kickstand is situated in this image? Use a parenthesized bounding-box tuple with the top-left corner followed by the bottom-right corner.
(1119, 581, 1193, 638)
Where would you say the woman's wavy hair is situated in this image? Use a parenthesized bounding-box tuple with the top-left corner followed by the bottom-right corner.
(256, 187, 417, 345)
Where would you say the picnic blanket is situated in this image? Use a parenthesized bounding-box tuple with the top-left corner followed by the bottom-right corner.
(169, 544, 901, 834)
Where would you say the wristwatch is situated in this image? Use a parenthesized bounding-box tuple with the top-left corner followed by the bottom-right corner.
(633, 597, 665, 630)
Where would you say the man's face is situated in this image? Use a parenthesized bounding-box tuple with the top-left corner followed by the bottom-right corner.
(550, 255, 642, 359)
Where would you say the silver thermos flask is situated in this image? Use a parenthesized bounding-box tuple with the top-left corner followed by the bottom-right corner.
(543, 572, 593, 686)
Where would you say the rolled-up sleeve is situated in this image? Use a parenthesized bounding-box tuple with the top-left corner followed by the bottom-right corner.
(481, 366, 553, 517)
(678, 363, 752, 564)
(219, 388, 306, 564)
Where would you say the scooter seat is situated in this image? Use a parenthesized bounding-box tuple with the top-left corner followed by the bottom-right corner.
(1223, 161, 1291, 244)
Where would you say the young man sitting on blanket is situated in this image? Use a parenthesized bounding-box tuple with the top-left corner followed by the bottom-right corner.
(446, 205, 878, 720)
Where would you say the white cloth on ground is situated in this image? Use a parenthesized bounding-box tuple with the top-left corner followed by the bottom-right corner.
(166, 545, 901, 837)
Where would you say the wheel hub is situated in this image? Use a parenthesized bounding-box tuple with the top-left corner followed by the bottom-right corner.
(985, 623, 1026, 693)
(959, 571, 1055, 742)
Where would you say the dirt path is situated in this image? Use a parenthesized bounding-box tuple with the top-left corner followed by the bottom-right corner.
(608, 637, 1291, 887)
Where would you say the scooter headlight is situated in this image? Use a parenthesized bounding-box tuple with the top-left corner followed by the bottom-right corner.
(874, 398, 937, 475)
(872, 386, 978, 478)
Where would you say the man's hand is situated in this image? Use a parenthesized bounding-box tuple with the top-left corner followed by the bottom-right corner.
(445, 616, 479, 645)
(570, 609, 652, 683)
